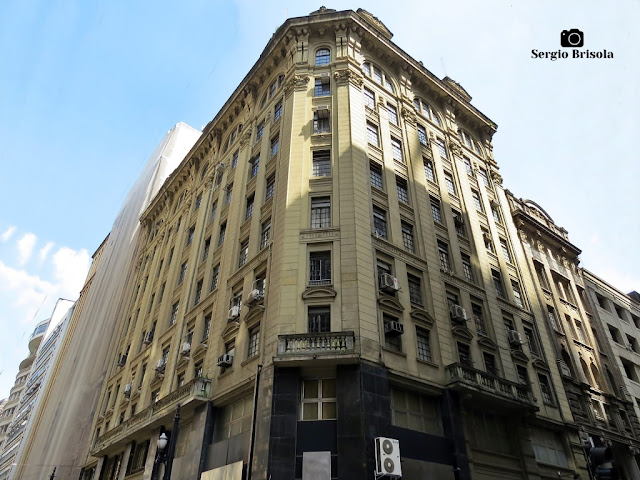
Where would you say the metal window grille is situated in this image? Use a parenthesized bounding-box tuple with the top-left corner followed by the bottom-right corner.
(311, 198, 331, 228)
(309, 251, 331, 285)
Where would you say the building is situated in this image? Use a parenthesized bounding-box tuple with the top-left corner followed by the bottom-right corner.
(13, 123, 200, 480)
(71, 8, 617, 480)
(509, 195, 640, 478)
(0, 319, 49, 480)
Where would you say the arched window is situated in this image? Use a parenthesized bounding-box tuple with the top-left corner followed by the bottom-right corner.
(278, 74, 285, 88)
(362, 62, 394, 92)
(413, 97, 441, 126)
(315, 48, 330, 66)
(580, 358, 592, 385)
(458, 128, 483, 155)
(590, 363, 603, 390)
(606, 367, 617, 394)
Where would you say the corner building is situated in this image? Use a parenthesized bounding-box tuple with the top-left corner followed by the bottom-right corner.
(84, 8, 591, 480)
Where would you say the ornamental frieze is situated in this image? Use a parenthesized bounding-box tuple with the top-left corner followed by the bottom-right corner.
(284, 74, 309, 94)
(333, 69, 363, 87)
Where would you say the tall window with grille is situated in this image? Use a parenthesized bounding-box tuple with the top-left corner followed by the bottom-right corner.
(260, 220, 271, 249)
(370, 162, 383, 189)
(458, 342, 472, 367)
(492, 270, 505, 297)
(512, 280, 524, 307)
(202, 314, 212, 340)
(225, 184, 233, 205)
(310, 197, 331, 228)
(367, 122, 379, 146)
(270, 136, 279, 157)
(401, 222, 415, 252)
(463, 157, 473, 175)
(273, 100, 283, 120)
(478, 169, 491, 189)
(249, 155, 260, 178)
(524, 323, 540, 356)
(231, 151, 238, 169)
(210, 265, 219, 292)
(247, 327, 260, 358)
(186, 226, 195, 246)
(416, 328, 432, 362)
(396, 177, 409, 204)
(308, 306, 330, 333)
(436, 138, 448, 159)
(364, 87, 375, 109)
(313, 110, 330, 134)
(430, 197, 443, 223)
(245, 195, 254, 220)
(373, 207, 387, 238)
(315, 48, 330, 65)
(417, 124, 428, 146)
(444, 172, 456, 196)
(483, 352, 498, 376)
(384, 313, 402, 352)
(461, 253, 474, 283)
(218, 222, 226, 246)
(312, 150, 331, 177)
(194, 280, 203, 305)
(500, 238, 512, 263)
(265, 174, 275, 200)
(387, 104, 398, 125)
(255, 122, 264, 142)
(438, 241, 451, 271)
(238, 240, 249, 267)
(453, 211, 465, 236)
(202, 237, 211, 262)
(423, 158, 436, 182)
(472, 302, 487, 335)
(491, 204, 502, 224)
(309, 251, 331, 285)
(178, 261, 188, 284)
(472, 190, 483, 212)
(391, 137, 404, 163)
(314, 77, 330, 96)
(538, 374, 554, 405)
(169, 302, 179, 326)
(407, 274, 423, 306)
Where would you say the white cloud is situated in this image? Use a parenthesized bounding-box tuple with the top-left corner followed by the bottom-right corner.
(39, 242, 55, 262)
(0, 261, 55, 323)
(51, 246, 91, 298)
(1, 226, 16, 242)
(17, 233, 37, 265)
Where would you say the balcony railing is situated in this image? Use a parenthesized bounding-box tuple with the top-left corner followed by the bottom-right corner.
(446, 363, 536, 408)
(277, 332, 355, 357)
(92, 377, 210, 454)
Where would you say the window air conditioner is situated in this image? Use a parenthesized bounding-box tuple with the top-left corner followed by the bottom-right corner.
(123, 384, 132, 396)
(228, 306, 241, 321)
(216, 162, 226, 172)
(117, 354, 127, 367)
(508, 329, 523, 347)
(155, 359, 166, 373)
(180, 342, 191, 356)
(143, 331, 154, 345)
(380, 273, 399, 294)
(246, 288, 264, 306)
(454, 215, 464, 226)
(449, 304, 467, 324)
(374, 437, 402, 478)
(217, 354, 234, 368)
(384, 321, 404, 336)
(482, 232, 492, 243)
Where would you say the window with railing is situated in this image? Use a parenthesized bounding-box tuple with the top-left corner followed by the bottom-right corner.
(309, 251, 331, 285)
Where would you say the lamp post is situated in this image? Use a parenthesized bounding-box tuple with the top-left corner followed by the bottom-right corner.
(150, 405, 181, 480)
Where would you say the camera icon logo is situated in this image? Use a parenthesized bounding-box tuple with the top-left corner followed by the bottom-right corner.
(561, 29, 584, 48)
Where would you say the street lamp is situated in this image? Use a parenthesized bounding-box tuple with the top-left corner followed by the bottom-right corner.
(150, 405, 181, 480)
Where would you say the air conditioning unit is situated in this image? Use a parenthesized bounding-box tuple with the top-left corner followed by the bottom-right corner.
(384, 321, 404, 336)
(316, 105, 329, 111)
(217, 354, 234, 368)
(123, 384, 132, 396)
(449, 304, 467, 324)
(482, 232, 492, 243)
(374, 437, 402, 478)
(155, 359, 166, 373)
(508, 329, 523, 347)
(180, 342, 191, 356)
(246, 289, 264, 306)
(117, 354, 127, 367)
(380, 273, 399, 294)
(228, 305, 241, 321)
(454, 215, 464, 226)
(143, 331, 154, 345)
(216, 162, 226, 172)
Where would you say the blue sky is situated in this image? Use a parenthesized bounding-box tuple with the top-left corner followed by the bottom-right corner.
(0, 0, 638, 399)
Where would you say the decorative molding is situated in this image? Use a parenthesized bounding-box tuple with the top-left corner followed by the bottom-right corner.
(333, 69, 363, 88)
(302, 286, 337, 300)
(532, 358, 550, 371)
(378, 295, 404, 314)
(372, 236, 428, 271)
(300, 227, 341, 243)
(284, 74, 309, 94)
(478, 336, 497, 351)
(441, 273, 487, 300)
(511, 349, 530, 363)
(410, 308, 434, 326)
(400, 107, 416, 126)
(245, 305, 265, 328)
(451, 326, 473, 341)
(192, 343, 207, 360)
(222, 321, 240, 340)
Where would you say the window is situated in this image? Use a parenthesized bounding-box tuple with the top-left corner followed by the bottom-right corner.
(269, 81, 277, 98)
(500, 238, 512, 263)
(367, 122, 379, 146)
(517, 365, 529, 385)
(245, 195, 254, 220)
(491, 204, 501, 224)
(216, 395, 253, 440)
(608, 325, 621, 344)
(463, 157, 473, 175)
(210, 264, 220, 291)
(194, 280, 203, 305)
(265, 174, 275, 200)
(186, 226, 195, 246)
(391, 388, 442, 435)
(478, 169, 491, 188)
(373, 65, 383, 84)
(391, 137, 403, 163)
(370, 162, 383, 189)
(423, 158, 436, 182)
(311, 196, 331, 228)
(547, 306, 560, 331)
(231, 151, 238, 169)
(260, 220, 271, 249)
(194, 193, 202, 211)
(401, 222, 415, 252)
(273, 100, 282, 121)
(156, 259, 164, 278)
(438, 241, 451, 271)
(458, 342, 471, 366)
(492, 270, 505, 297)
(387, 104, 398, 125)
(436, 138, 447, 159)
(312, 150, 331, 177)
(313, 109, 330, 134)
(238, 240, 249, 267)
(512, 280, 524, 307)
(270, 136, 279, 157)
(147, 293, 155, 314)
(377, 261, 392, 287)
(407, 274, 423, 306)
(396, 177, 409, 204)
(417, 124, 428, 146)
(201, 237, 211, 262)
(202, 314, 212, 340)
(178, 261, 188, 284)
(430, 197, 443, 223)
(444, 172, 456, 196)
(255, 122, 264, 142)
(472, 302, 486, 335)
(194, 361, 203, 378)
(524, 323, 540, 356)
(472, 190, 483, 211)
(384, 314, 402, 352)
(218, 222, 226, 246)
(158, 283, 165, 303)
(308, 306, 330, 333)
(416, 328, 432, 362)
(531, 428, 568, 467)
(151, 389, 160, 404)
(364, 87, 375, 109)
(225, 184, 233, 205)
(309, 251, 331, 285)
(247, 327, 260, 358)
(209, 200, 218, 223)
(314, 77, 330, 96)
(483, 352, 498, 376)
(315, 48, 330, 66)
(301, 378, 336, 420)
(169, 302, 179, 326)
(461, 253, 474, 282)
(249, 155, 260, 178)
(373, 207, 388, 238)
